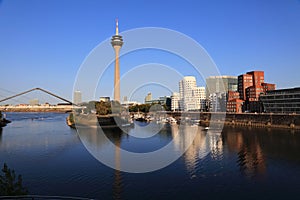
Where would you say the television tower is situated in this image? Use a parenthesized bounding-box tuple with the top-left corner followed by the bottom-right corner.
(111, 19, 124, 102)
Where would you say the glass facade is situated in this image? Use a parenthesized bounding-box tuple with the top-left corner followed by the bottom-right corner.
(260, 87, 300, 113)
(206, 76, 238, 97)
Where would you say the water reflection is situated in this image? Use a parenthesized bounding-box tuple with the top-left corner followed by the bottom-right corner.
(113, 138, 122, 200)
(76, 122, 300, 197)
(78, 127, 124, 199)
(0, 128, 2, 144)
(222, 129, 266, 178)
(172, 125, 224, 176)
(0, 121, 80, 163)
(2, 113, 300, 198)
(79, 125, 223, 178)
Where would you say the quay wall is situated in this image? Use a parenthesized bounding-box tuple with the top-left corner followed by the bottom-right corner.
(166, 112, 300, 130)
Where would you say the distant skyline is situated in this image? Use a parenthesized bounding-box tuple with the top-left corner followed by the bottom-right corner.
(1, 0, 300, 104)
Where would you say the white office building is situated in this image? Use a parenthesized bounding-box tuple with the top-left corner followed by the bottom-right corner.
(178, 76, 206, 111)
(74, 91, 82, 104)
(171, 92, 180, 111)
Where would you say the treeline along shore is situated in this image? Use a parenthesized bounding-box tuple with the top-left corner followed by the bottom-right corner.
(162, 112, 300, 130)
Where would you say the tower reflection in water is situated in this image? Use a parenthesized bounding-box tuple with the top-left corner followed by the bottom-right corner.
(0, 128, 2, 144)
(113, 131, 122, 200)
(77, 123, 268, 198)
(78, 127, 124, 199)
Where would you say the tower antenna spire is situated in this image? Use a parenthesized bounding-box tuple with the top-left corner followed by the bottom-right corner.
(115, 18, 119, 35)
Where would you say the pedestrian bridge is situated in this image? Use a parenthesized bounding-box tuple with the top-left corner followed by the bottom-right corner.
(0, 87, 75, 105)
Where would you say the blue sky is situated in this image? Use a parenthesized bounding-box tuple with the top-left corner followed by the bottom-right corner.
(0, 0, 300, 104)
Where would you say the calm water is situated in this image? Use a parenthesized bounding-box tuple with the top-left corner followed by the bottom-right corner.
(1, 112, 300, 199)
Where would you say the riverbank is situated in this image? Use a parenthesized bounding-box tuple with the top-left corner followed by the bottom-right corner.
(0, 108, 72, 113)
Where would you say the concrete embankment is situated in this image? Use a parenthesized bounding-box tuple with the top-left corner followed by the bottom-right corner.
(0, 108, 72, 113)
(165, 112, 300, 130)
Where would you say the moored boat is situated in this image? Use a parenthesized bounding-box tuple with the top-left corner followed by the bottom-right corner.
(0, 112, 11, 128)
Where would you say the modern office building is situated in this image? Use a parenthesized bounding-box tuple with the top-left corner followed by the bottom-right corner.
(205, 76, 237, 112)
(260, 87, 300, 114)
(144, 95, 171, 110)
(238, 71, 274, 101)
(226, 91, 244, 113)
(261, 83, 276, 93)
(123, 96, 128, 103)
(208, 92, 227, 112)
(194, 86, 206, 111)
(74, 90, 82, 104)
(171, 92, 180, 111)
(206, 76, 238, 97)
(238, 73, 255, 100)
(29, 99, 39, 106)
(179, 76, 206, 111)
(144, 93, 152, 104)
(227, 98, 244, 113)
(238, 71, 275, 112)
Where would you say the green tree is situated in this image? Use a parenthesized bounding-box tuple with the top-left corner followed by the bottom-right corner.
(129, 104, 153, 113)
(0, 163, 28, 196)
(95, 101, 112, 115)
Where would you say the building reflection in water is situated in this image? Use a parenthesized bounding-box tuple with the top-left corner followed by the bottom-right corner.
(171, 123, 267, 178)
(78, 123, 274, 193)
(171, 125, 223, 177)
(223, 129, 266, 178)
(0, 128, 2, 144)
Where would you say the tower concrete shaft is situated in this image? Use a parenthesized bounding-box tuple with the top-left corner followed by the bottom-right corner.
(113, 45, 121, 102)
(111, 19, 123, 102)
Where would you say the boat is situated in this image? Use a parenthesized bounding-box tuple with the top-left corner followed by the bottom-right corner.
(167, 117, 177, 124)
(0, 112, 11, 128)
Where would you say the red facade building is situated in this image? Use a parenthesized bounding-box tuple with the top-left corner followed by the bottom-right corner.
(238, 73, 253, 100)
(262, 82, 276, 93)
(227, 98, 244, 113)
(237, 70, 275, 112)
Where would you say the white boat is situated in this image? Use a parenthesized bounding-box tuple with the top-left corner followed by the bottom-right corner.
(167, 117, 177, 124)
